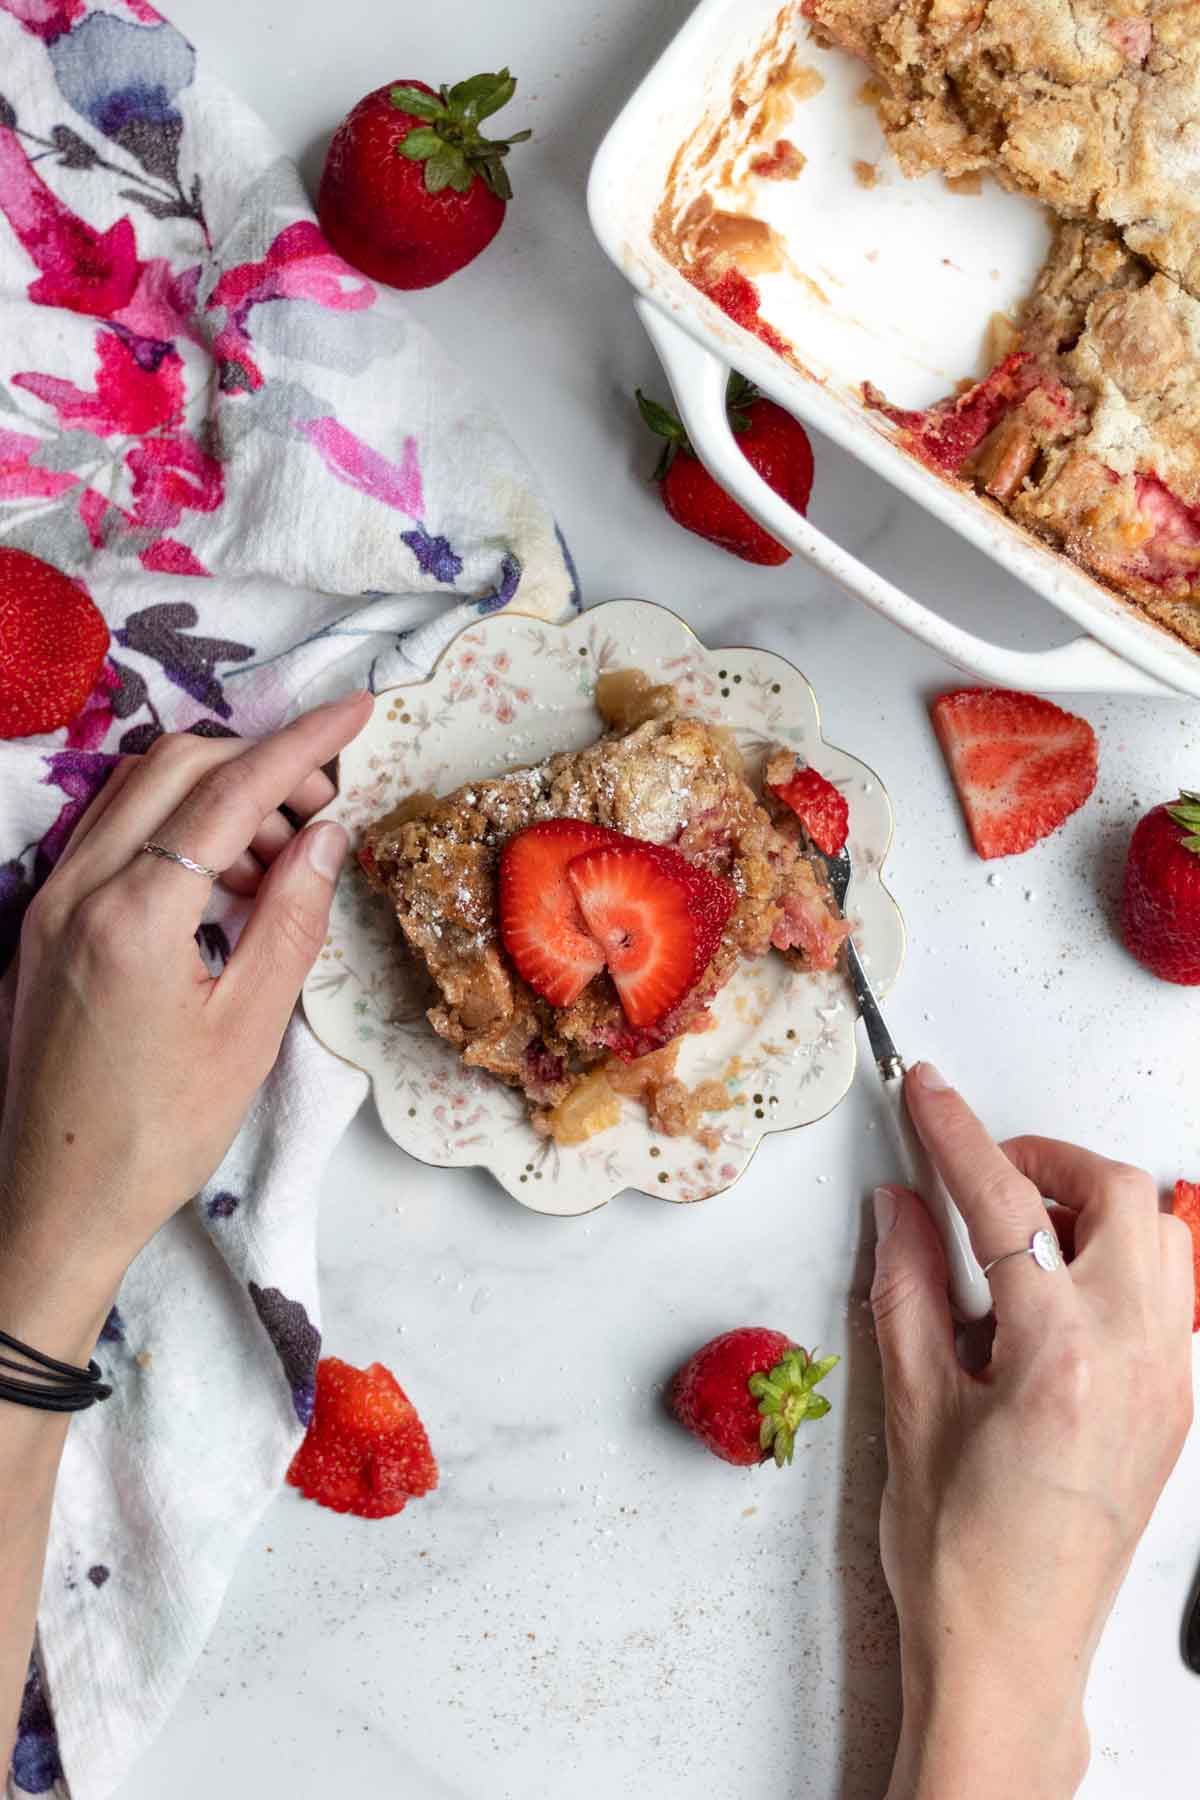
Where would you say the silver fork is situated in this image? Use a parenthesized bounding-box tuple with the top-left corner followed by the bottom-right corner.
(821, 847, 992, 1323)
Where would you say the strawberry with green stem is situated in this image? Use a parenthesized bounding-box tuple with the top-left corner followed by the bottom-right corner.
(318, 70, 531, 290)
(635, 374, 814, 566)
(671, 1326, 839, 1468)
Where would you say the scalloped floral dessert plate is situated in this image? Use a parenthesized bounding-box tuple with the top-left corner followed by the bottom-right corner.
(302, 600, 903, 1216)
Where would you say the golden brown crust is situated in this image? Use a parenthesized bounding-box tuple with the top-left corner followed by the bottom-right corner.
(362, 698, 848, 1140)
(807, 0, 1200, 300)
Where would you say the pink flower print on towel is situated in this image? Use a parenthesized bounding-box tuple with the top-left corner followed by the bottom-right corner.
(0, 426, 79, 502)
(207, 220, 374, 393)
(0, 117, 140, 315)
(15, 329, 185, 436)
(297, 415, 423, 519)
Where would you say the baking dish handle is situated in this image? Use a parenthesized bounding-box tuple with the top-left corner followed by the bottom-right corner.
(638, 302, 1175, 697)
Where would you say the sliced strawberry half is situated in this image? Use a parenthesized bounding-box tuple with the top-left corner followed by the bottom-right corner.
(499, 819, 620, 1006)
(566, 840, 736, 1027)
(286, 1356, 438, 1520)
(931, 688, 1098, 861)
(767, 761, 849, 856)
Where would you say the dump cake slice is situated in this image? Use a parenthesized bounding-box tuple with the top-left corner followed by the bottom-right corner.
(865, 221, 1200, 642)
(360, 672, 850, 1145)
(803, 0, 1200, 301)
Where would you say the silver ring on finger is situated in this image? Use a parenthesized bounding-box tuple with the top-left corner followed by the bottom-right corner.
(141, 841, 220, 882)
(981, 1228, 1064, 1280)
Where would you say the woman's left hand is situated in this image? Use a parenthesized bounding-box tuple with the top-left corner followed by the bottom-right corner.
(0, 690, 371, 1349)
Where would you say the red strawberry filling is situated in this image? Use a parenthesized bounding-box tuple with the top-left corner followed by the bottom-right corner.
(865, 353, 1051, 478)
(287, 1356, 438, 1520)
(1106, 14, 1152, 62)
(1127, 474, 1200, 585)
(769, 872, 852, 969)
(522, 1038, 567, 1099)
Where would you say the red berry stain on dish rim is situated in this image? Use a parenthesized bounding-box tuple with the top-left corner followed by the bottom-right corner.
(693, 266, 793, 361)
(287, 1356, 438, 1520)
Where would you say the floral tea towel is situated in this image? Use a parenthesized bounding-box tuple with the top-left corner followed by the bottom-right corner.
(0, 3, 577, 1796)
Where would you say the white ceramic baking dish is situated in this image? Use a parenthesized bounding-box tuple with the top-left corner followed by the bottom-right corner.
(588, 0, 1200, 700)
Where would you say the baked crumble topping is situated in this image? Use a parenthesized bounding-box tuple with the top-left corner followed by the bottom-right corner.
(361, 675, 850, 1146)
(803, 0, 1200, 641)
(804, 0, 1200, 301)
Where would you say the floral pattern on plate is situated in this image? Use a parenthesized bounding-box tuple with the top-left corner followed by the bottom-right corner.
(302, 600, 904, 1217)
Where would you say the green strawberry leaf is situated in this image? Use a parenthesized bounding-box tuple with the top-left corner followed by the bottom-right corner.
(484, 159, 514, 203)
(393, 73, 529, 198)
(726, 371, 760, 436)
(449, 69, 516, 122)
(750, 1345, 839, 1467)
(423, 148, 464, 193)
(636, 388, 692, 481)
(1167, 791, 1200, 856)
(398, 127, 445, 162)
(635, 389, 686, 442)
(389, 87, 445, 121)
(475, 75, 518, 120)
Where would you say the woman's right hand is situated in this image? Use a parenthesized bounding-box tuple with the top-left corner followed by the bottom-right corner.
(872, 1063, 1194, 1800)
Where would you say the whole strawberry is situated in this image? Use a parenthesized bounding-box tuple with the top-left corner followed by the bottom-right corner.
(0, 548, 109, 740)
(636, 375, 814, 565)
(670, 1327, 838, 1467)
(1121, 792, 1200, 985)
(318, 71, 530, 290)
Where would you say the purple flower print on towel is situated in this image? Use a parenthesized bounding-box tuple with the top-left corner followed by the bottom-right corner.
(99, 1306, 125, 1344)
(36, 750, 119, 882)
(196, 923, 231, 972)
(205, 1190, 240, 1220)
(0, 857, 33, 977)
(476, 551, 522, 615)
(47, 10, 196, 189)
(86, 1565, 110, 1589)
(401, 526, 462, 584)
(247, 1284, 321, 1427)
(10, 1656, 62, 1795)
(115, 603, 252, 719)
(0, 753, 116, 977)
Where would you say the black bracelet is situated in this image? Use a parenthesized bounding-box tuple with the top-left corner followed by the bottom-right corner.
(0, 1328, 112, 1413)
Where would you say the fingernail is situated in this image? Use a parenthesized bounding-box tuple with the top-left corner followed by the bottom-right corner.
(873, 1185, 899, 1242)
(306, 821, 348, 881)
(912, 1061, 950, 1092)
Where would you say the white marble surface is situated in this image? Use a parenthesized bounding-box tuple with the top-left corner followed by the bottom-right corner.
(116, 0, 1200, 1794)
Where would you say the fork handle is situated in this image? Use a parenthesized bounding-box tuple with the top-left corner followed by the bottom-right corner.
(878, 1064, 993, 1322)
